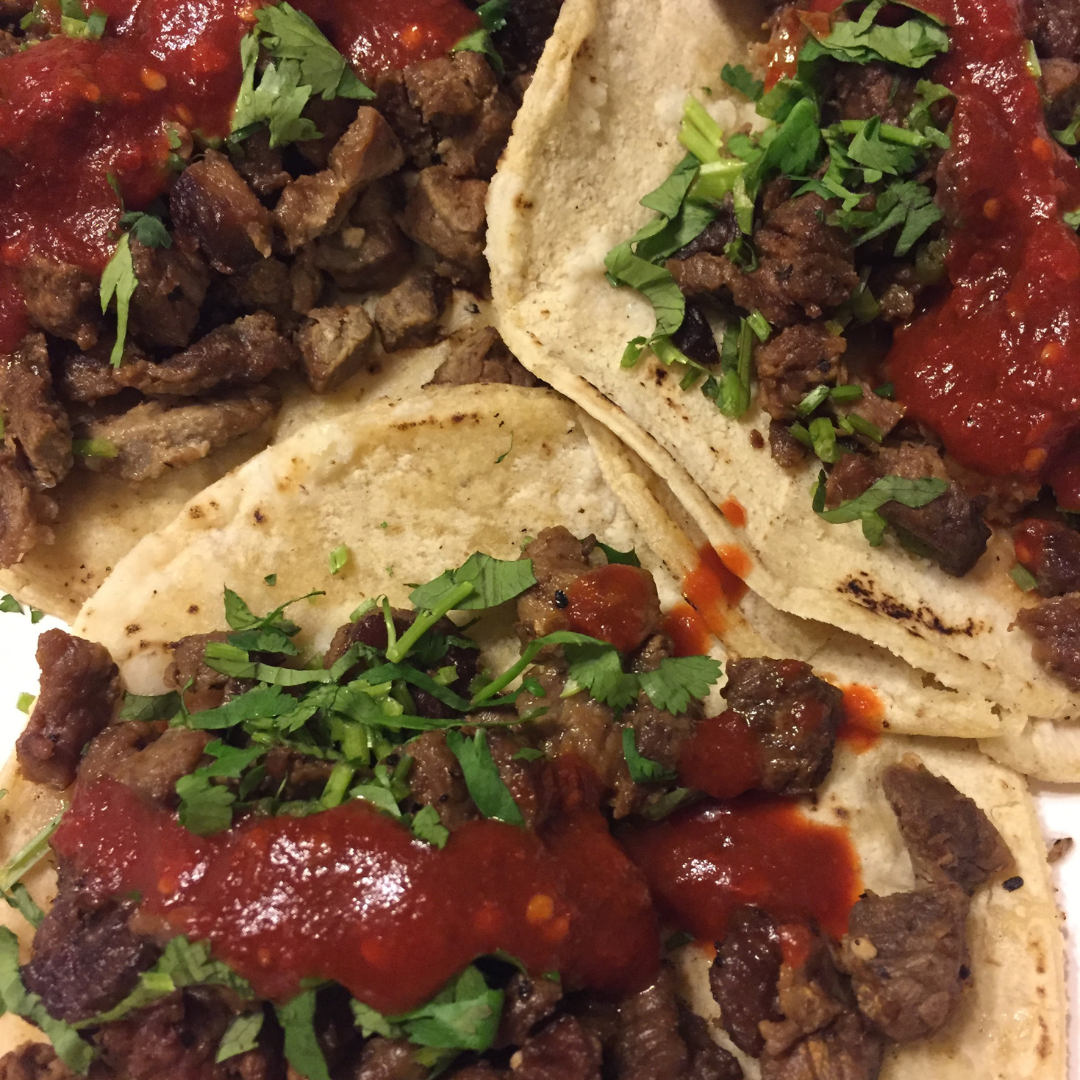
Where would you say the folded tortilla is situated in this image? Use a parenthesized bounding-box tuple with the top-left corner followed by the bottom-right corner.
(486, 0, 1077, 778)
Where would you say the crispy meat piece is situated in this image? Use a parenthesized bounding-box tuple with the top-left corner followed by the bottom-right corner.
(127, 239, 211, 350)
(113, 313, 298, 397)
(1014, 518, 1080, 597)
(274, 107, 405, 251)
(297, 304, 377, 393)
(760, 1011, 882, 1080)
(19, 255, 100, 349)
(497, 972, 563, 1048)
(841, 885, 970, 1042)
(353, 1037, 429, 1080)
(0, 1043, 76, 1080)
(671, 301, 720, 368)
(0, 332, 72, 488)
(823, 453, 879, 508)
(373, 69, 438, 168)
(671, 212, 740, 261)
(170, 149, 273, 273)
(722, 658, 843, 795)
(401, 166, 488, 287)
(0, 449, 55, 567)
(769, 420, 808, 469)
(513, 1016, 602, 1080)
(75, 386, 278, 483)
(1025, 0, 1080, 60)
(516, 527, 592, 642)
(613, 965, 691, 1080)
(16, 630, 120, 789)
(881, 756, 1014, 893)
(23, 895, 160, 1022)
(373, 268, 449, 353)
(406, 729, 478, 829)
(101, 726, 210, 805)
(824, 63, 918, 126)
(229, 128, 290, 197)
(710, 906, 783, 1056)
(754, 324, 847, 420)
(426, 325, 538, 387)
(56, 344, 125, 403)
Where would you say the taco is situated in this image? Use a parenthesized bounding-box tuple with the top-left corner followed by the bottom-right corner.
(0, 0, 557, 620)
(0, 383, 1064, 1079)
(487, 0, 1080, 777)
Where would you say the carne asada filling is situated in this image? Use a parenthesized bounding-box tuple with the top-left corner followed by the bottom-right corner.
(0, 532, 1014, 1080)
(0, 0, 552, 570)
(607, 0, 1080, 689)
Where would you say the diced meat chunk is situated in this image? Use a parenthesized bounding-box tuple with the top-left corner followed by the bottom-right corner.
(513, 1016, 602, 1080)
(23, 895, 160, 1022)
(402, 166, 488, 286)
(224, 258, 295, 320)
(769, 420, 808, 469)
(1014, 518, 1080, 597)
(170, 149, 273, 273)
(671, 212, 740, 261)
(671, 301, 720, 368)
(710, 906, 783, 1056)
(114, 313, 298, 396)
(426, 325, 538, 386)
(373, 268, 448, 352)
(824, 453, 879, 508)
(824, 63, 918, 126)
(613, 965, 691, 1080)
(516, 527, 592, 641)
(754, 324, 847, 420)
(297, 304, 377, 393)
(0, 1042, 76, 1080)
(353, 1037, 428, 1080)
(75, 387, 278, 483)
(97, 725, 210, 805)
(56, 345, 125, 403)
(722, 658, 843, 795)
(19, 255, 99, 349)
(841, 885, 970, 1042)
(1018, 594, 1080, 688)
(127, 239, 211, 349)
(497, 972, 563, 1047)
(16, 630, 120, 789)
(406, 729, 478, 829)
(373, 68, 438, 168)
(0, 450, 55, 567)
(229, 128, 290, 196)
(0, 332, 72, 488)
(760, 1011, 882, 1080)
(165, 631, 231, 696)
(881, 756, 1014, 893)
(842, 383, 906, 440)
(1024, 0, 1080, 60)
(274, 107, 405, 251)
(1041, 57, 1080, 129)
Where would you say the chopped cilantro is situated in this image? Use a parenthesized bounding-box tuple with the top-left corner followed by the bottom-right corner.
(15, 692, 34, 714)
(72, 438, 119, 458)
(176, 773, 236, 835)
(806, 0, 949, 69)
(0, 814, 62, 895)
(119, 210, 170, 249)
(563, 642, 639, 711)
(216, 1012, 264, 1063)
(815, 473, 948, 545)
(264, 573, 277, 586)
(277, 988, 331, 1080)
(409, 552, 536, 614)
(446, 729, 525, 826)
(1, 882, 43, 928)
(99, 233, 137, 368)
(637, 656, 723, 715)
(59, 0, 105, 39)
(512, 747, 546, 762)
(874, 382, 895, 398)
(495, 432, 514, 464)
(329, 543, 349, 575)
(721, 63, 763, 102)
(622, 728, 677, 783)
(411, 804, 449, 848)
(746, 309, 771, 342)
(596, 541, 641, 567)
(0, 595, 20, 613)
(452, 0, 509, 74)
(1010, 564, 1039, 592)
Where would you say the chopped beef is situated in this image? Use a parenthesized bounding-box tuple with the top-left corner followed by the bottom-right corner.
(165, 631, 232, 699)
(842, 383, 905, 440)
(667, 194, 858, 327)
(56, 345, 125, 403)
(623, 636, 698, 772)
(516, 527, 592, 642)
(426, 325, 539, 386)
(373, 69, 438, 169)
(1024, 0, 1080, 60)
(492, 0, 564, 75)
(823, 63, 918, 126)
(23, 894, 160, 1022)
(18, 255, 100, 349)
(881, 756, 1014, 893)
(127, 239, 211, 350)
(352, 1036, 429, 1080)
(113, 313, 298, 397)
(404, 52, 515, 180)
(1040, 57, 1080, 129)
(170, 149, 274, 274)
(0, 332, 72, 488)
(768, 419, 808, 468)
(671, 301, 720, 368)
(679, 1007, 744, 1080)
(722, 658, 843, 795)
(485, 729, 556, 830)
(313, 181, 412, 292)
(16, 629, 120, 789)
(1014, 518, 1080, 596)
(709, 906, 783, 1056)
(760, 1012, 882, 1080)
(671, 212, 740, 261)
(228, 128, 291, 197)
(74, 386, 278, 483)
(373, 268, 449, 353)
(0, 1043, 75, 1080)
(297, 304, 377, 393)
(840, 885, 970, 1042)
(497, 973, 563, 1048)
(273, 107, 405, 251)
(224, 259, 295, 322)
(261, 746, 335, 801)
(824, 453, 879, 508)
(0, 450, 55, 567)
(289, 247, 324, 314)
(513, 1016, 602, 1080)
(406, 729, 479, 828)
(612, 965, 692, 1080)
(754, 324, 847, 420)
(401, 166, 488, 286)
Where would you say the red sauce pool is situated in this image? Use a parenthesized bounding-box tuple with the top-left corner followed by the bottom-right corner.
(53, 778, 660, 1014)
(838, 684, 884, 753)
(677, 710, 763, 798)
(567, 563, 659, 653)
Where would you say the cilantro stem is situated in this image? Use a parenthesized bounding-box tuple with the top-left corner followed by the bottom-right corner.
(385, 582, 474, 664)
(0, 813, 63, 893)
(471, 639, 546, 707)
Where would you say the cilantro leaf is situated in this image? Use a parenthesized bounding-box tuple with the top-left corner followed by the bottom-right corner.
(622, 728, 677, 784)
(596, 542, 641, 567)
(451, 0, 510, 74)
(277, 989, 331, 1080)
(637, 656, 723, 715)
(329, 543, 349, 575)
(409, 553, 537, 612)
(119, 690, 182, 721)
(391, 966, 503, 1051)
(0, 814, 62, 895)
(176, 773, 236, 836)
(815, 474, 948, 545)
(811, 0, 949, 68)
(99, 233, 137, 368)
(1, 882, 44, 928)
(351, 998, 402, 1039)
(411, 805, 449, 849)
(446, 729, 524, 826)
(216, 1012, 265, 1063)
(183, 684, 294, 730)
(721, 63, 763, 102)
(563, 642, 638, 711)
(604, 244, 686, 338)
(120, 211, 171, 249)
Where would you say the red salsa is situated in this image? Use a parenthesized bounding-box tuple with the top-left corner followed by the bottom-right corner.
(567, 563, 659, 653)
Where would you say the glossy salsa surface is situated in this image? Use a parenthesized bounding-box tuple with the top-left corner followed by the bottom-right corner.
(0, 0, 478, 352)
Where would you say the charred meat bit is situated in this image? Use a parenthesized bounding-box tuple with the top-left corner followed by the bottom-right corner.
(710, 906, 784, 1056)
(127, 239, 211, 350)
(679, 1006, 744, 1080)
(612, 964, 691, 1080)
(671, 301, 720, 368)
(1014, 518, 1080, 596)
(671, 212, 740, 261)
(1024, 0, 1080, 60)
(298, 304, 377, 393)
(517, 527, 593, 641)
(353, 1036, 429, 1080)
(492, 0, 565, 76)
(113, 313, 298, 397)
(0, 450, 55, 567)
(426, 325, 539, 387)
(0, 1043, 76, 1080)
(1041, 57, 1080, 130)
(402, 166, 489, 287)
(170, 149, 273, 274)
(373, 268, 449, 353)
(18, 255, 100, 349)
(513, 1015, 602, 1080)
(16, 629, 120, 789)
(768, 419, 808, 468)
(879, 488, 990, 578)
(0, 332, 72, 489)
(56, 345, 124, 404)
(228, 127, 290, 197)
(23, 895, 160, 1023)
(722, 658, 843, 795)
(824, 453, 880, 508)
(496, 971, 564, 1048)
(841, 885, 970, 1042)
(406, 729, 479, 829)
(74, 386, 279, 483)
(824, 62, 919, 126)
(881, 756, 1014, 893)
(755, 324, 847, 421)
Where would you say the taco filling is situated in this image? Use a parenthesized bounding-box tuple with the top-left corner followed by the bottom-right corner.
(0, 0, 552, 572)
(605, 0, 1080, 690)
(0, 535, 1022, 1079)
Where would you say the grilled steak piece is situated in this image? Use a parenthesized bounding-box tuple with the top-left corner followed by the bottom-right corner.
(1016, 593, 1080, 690)
(426, 326, 538, 387)
(402, 166, 488, 287)
(497, 972, 563, 1048)
(0, 449, 54, 567)
(16, 630, 120, 789)
(754, 324, 847, 420)
(127, 239, 211, 350)
(373, 268, 449, 353)
(1014, 518, 1080, 597)
(297, 304, 377, 393)
(19, 255, 100, 349)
